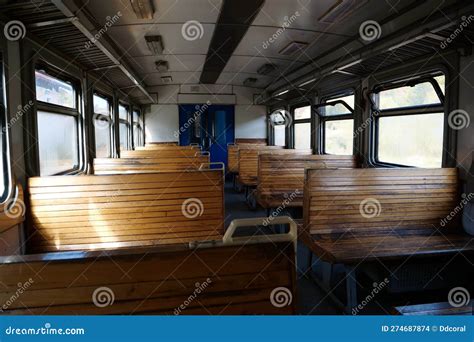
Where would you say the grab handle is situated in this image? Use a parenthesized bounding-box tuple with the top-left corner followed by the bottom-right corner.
(223, 216, 297, 248)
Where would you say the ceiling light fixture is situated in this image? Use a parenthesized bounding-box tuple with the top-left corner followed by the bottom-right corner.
(130, 0, 155, 20)
(155, 60, 169, 72)
(145, 35, 164, 55)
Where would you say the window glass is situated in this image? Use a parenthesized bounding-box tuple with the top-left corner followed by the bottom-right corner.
(35, 70, 75, 108)
(322, 95, 354, 116)
(274, 125, 286, 147)
(93, 94, 110, 115)
(133, 125, 142, 147)
(324, 120, 354, 155)
(434, 75, 445, 95)
(119, 105, 128, 120)
(37, 111, 78, 175)
(294, 105, 311, 120)
(378, 81, 442, 110)
(95, 122, 111, 158)
(133, 110, 139, 123)
(294, 122, 311, 149)
(377, 113, 444, 168)
(120, 122, 129, 151)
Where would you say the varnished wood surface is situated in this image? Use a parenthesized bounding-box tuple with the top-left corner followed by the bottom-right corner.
(0, 241, 296, 315)
(238, 147, 312, 186)
(300, 168, 474, 263)
(94, 156, 210, 174)
(27, 170, 225, 253)
(257, 154, 357, 208)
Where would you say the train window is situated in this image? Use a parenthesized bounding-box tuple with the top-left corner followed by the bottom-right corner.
(119, 104, 130, 151)
(292, 105, 311, 149)
(269, 110, 286, 147)
(93, 94, 112, 158)
(318, 94, 354, 155)
(133, 110, 143, 147)
(35, 68, 80, 175)
(373, 75, 445, 168)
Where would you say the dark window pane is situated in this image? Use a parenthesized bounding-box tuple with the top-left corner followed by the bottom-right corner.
(324, 119, 354, 155)
(35, 70, 75, 108)
(38, 111, 78, 175)
(377, 113, 444, 168)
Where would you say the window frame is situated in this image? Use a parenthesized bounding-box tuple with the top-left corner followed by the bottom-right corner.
(132, 108, 143, 148)
(0, 51, 11, 203)
(316, 91, 355, 155)
(118, 102, 131, 151)
(290, 102, 312, 150)
(369, 72, 446, 168)
(268, 107, 288, 147)
(93, 92, 113, 158)
(35, 64, 82, 175)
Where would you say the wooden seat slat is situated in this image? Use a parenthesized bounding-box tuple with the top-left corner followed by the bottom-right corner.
(27, 170, 225, 253)
(257, 154, 357, 208)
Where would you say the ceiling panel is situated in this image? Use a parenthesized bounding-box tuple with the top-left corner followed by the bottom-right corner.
(143, 72, 201, 86)
(215, 72, 273, 88)
(129, 55, 206, 74)
(86, 0, 223, 26)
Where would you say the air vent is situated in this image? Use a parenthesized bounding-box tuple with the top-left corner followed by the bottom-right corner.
(279, 41, 308, 56)
(318, 0, 368, 24)
(145, 35, 164, 55)
(257, 63, 276, 75)
(161, 76, 173, 84)
(243, 78, 257, 87)
(155, 60, 169, 72)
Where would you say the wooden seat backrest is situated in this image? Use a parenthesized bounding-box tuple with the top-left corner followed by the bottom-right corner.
(235, 138, 267, 145)
(27, 170, 224, 253)
(93, 155, 210, 174)
(257, 154, 358, 208)
(238, 147, 312, 186)
(0, 239, 296, 314)
(303, 168, 459, 235)
(228, 142, 268, 173)
(145, 142, 178, 146)
(121, 148, 201, 158)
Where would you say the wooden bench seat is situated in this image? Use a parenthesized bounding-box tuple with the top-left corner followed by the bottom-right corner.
(257, 154, 358, 208)
(121, 148, 204, 158)
(93, 155, 210, 174)
(227, 140, 267, 174)
(300, 167, 474, 312)
(393, 301, 473, 315)
(0, 217, 297, 315)
(238, 147, 312, 187)
(27, 169, 224, 253)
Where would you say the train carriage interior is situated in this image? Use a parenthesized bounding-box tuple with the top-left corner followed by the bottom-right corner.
(0, 0, 473, 316)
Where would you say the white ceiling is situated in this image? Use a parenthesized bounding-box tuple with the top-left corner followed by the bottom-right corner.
(84, 0, 431, 89)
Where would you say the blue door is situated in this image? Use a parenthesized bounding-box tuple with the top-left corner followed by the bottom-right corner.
(178, 104, 234, 170)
